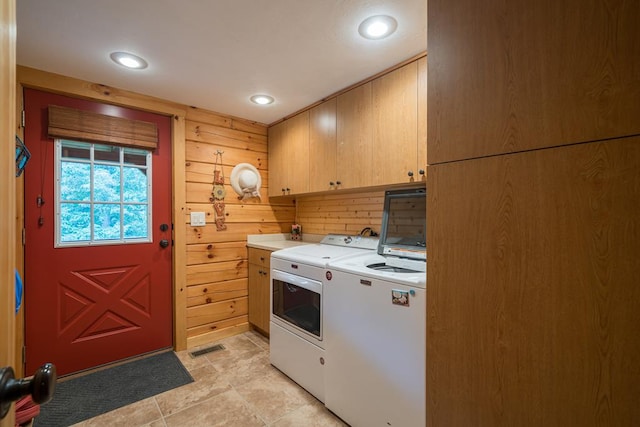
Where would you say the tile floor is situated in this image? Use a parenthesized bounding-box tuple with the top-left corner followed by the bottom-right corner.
(72, 331, 347, 426)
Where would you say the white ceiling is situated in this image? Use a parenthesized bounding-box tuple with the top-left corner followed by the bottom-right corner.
(16, 0, 427, 125)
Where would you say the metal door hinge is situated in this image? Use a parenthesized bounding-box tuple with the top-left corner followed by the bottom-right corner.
(22, 228, 26, 246)
(21, 110, 25, 128)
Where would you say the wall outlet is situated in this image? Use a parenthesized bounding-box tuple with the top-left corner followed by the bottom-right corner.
(190, 212, 206, 226)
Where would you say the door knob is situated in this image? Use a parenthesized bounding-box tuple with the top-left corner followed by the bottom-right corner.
(160, 239, 170, 248)
(159, 223, 169, 232)
(0, 363, 56, 419)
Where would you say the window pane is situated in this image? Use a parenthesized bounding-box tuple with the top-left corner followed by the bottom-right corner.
(61, 140, 90, 160)
(60, 203, 91, 242)
(94, 204, 121, 240)
(94, 164, 121, 202)
(123, 148, 148, 166)
(123, 167, 148, 202)
(94, 144, 120, 162)
(60, 162, 90, 201)
(56, 139, 152, 247)
(123, 204, 148, 239)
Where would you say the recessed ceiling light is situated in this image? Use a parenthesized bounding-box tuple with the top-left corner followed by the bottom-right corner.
(250, 95, 275, 105)
(358, 15, 398, 40)
(110, 52, 148, 70)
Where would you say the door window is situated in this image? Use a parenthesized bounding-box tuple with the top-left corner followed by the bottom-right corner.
(55, 139, 152, 246)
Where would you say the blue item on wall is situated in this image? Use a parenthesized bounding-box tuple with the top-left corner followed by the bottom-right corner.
(15, 269, 23, 314)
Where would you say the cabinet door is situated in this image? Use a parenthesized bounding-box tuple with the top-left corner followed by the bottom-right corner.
(268, 121, 288, 197)
(372, 62, 418, 185)
(427, 138, 640, 425)
(337, 82, 373, 189)
(286, 111, 310, 195)
(428, 0, 640, 164)
(248, 263, 264, 329)
(309, 99, 337, 192)
(417, 56, 427, 179)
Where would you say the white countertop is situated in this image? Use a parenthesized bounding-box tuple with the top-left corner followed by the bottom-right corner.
(246, 233, 324, 251)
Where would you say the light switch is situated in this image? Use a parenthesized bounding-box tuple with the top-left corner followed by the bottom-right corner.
(190, 212, 206, 226)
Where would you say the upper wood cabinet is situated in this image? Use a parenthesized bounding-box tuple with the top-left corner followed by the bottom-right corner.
(268, 121, 287, 198)
(417, 56, 427, 173)
(269, 55, 427, 195)
(428, 0, 640, 164)
(336, 82, 373, 190)
(309, 99, 337, 192)
(372, 61, 419, 185)
(268, 111, 309, 197)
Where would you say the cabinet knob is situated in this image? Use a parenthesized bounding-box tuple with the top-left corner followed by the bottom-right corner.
(329, 181, 335, 186)
(336, 181, 341, 185)
(408, 171, 414, 177)
(281, 188, 286, 194)
(260, 256, 265, 261)
(419, 169, 425, 175)
(286, 187, 290, 192)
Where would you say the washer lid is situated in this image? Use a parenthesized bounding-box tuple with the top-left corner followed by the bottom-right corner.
(327, 253, 426, 288)
(271, 243, 374, 267)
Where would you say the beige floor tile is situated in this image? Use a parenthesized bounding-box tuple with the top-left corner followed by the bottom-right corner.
(211, 351, 275, 387)
(154, 364, 232, 416)
(205, 334, 265, 363)
(71, 397, 162, 427)
(234, 371, 309, 424)
(244, 330, 270, 350)
(270, 401, 347, 427)
(174, 347, 213, 373)
(164, 389, 265, 427)
(264, 369, 318, 406)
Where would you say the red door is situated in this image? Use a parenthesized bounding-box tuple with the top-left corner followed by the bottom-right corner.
(23, 89, 173, 376)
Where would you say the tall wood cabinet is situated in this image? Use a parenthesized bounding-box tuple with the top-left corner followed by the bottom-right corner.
(247, 248, 272, 335)
(427, 0, 640, 425)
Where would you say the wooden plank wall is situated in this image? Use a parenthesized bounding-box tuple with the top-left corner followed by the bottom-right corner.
(183, 108, 294, 347)
(296, 190, 385, 236)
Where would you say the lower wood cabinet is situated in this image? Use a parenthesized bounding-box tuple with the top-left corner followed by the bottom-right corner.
(427, 137, 640, 425)
(248, 248, 272, 335)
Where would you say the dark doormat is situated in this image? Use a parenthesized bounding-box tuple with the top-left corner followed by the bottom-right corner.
(34, 351, 193, 427)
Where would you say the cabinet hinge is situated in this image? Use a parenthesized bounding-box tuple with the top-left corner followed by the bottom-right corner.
(21, 110, 25, 128)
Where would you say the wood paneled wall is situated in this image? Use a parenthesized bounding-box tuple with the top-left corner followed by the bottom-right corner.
(296, 190, 385, 236)
(183, 108, 294, 347)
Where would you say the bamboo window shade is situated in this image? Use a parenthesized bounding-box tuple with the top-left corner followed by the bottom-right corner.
(48, 105, 158, 150)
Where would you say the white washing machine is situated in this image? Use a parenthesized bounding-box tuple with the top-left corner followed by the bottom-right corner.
(325, 253, 426, 427)
(324, 187, 426, 427)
